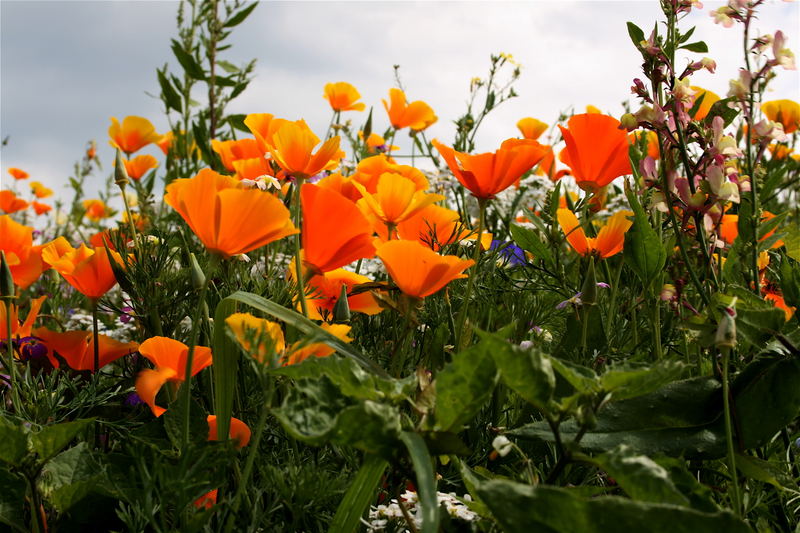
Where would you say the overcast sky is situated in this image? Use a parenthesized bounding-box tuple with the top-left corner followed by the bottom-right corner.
(1, 0, 798, 198)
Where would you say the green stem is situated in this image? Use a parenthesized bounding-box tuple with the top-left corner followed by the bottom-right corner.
(181, 255, 218, 451)
(721, 346, 742, 516)
(455, 198, 487, 351)
(292, 178, 308, 317)
(2, 297, 20, 412)
(652, 297, 663, 360)
(92, 300, 100, 373)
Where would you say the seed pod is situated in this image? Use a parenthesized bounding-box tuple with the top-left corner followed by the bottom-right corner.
(114, 149, 130, 188)
(332, 284, 351, 323)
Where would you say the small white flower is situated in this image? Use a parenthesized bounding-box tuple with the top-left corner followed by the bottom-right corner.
(492, 435, 514, 457)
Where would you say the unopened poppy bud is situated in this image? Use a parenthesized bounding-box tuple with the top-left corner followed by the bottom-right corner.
(333, 284, 351, 323)
(580, 257, 598, 306)
(114, 149, 130, 188)
(715, 307, 737, 349)
(189, 253, 206, 290)
(0, 251, 15, 299)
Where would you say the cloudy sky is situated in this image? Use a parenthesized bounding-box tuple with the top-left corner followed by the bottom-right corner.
(1, 0, 798, 198)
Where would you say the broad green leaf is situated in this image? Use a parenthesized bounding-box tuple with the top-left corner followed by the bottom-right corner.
(30, 419, 94, 464)
(40, 443, 103, 512)
(704, 96, 740, 127)
(735, 453, 793, 489)
(509, 224, 553, 267)
(227, 113, 250, 133)
(736, 201, 755, 243)
(163, 398, 209, 450)
(486, 335, 554, 410)
(680, 41, 708, 53)
(400, 432, 440, 533)
(550, 358, 599, 394)
(779, 258, 800, 308)
(224, 291, 388, 376)
(273, 376, 402, 458)
(599, 360, 685, 401)
(157, 67, 182, 112)
(272, 355, 415, 403)
(735, 304, 786, 348)
(170, 39, 205, 80)
(593, 445, 688, 506)
(626, 22, 645, 49)
(212, 298, 240, 444)
(433, 342, 498, 432)
(623, 189, 666, 289)
(223, 2, 258, 28)
(756, 210, 786, 240)
(0, 418, 29, 467)
(474, 479, 750, 533)
(0, 467, 26, 531)
(784, 223, 800, 262)
(329, 454, 388, 533)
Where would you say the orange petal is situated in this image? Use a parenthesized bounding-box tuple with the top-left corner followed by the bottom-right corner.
(556, 209, 590, 256)
(136, 367, 178, 417)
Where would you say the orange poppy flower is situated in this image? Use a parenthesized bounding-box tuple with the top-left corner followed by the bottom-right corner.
(42, 237, 122, 300)
(376, 239, 474, 299)
(0, 216, 47, 289)
(558, 114, 632, 193)
(34, 327, 138, 372)
(211, 138, 263, 172)
(82, 199, 112, 221)
(517, 117, 548, 140)
(207, 415, 251, 448)
(8, 168, 29, 180)
(432, 138, 548, 199)
(108, 116, 161, 154)
(688, 87, 720, 121)
(135, 336, 213, 417)
(317, 172, 363, 202)
(718, 212, 783, 248)
(353, 172, 444, 232)
(360, 132, 398, 154)
(194, 490, 218, 510)
(122, 154, 159, 180)
(225, 312, 285, 363)
(268, 120, 343, 179)
(283, 323, 353, 366)
(156, 131, 173, 155)
(557, 208, 633, 259)
(31, 202, 52, 216)
(761, 99, 800, 134)
(764, 289, 796, 321)
(351, 155, 429, 193)
(396, 204, 466, 250)
(1, 296, 46, 340)
(324, 82, 366, 112)
(303, 269, 383, 321)
(164, 168, 298, 258)
(382, 88, 437, 131)
(301, 183, 376, 274)
(244, 113, 278, 154)
(29, 181, 53, 199)
(0, 190, 29, 214)
(232, 157, 275, 183)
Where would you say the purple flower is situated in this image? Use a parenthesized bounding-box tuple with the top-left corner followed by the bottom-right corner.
(125, 392, 145, 407)
(556, 292, 583, 310)
(490, 240, 527, 266)
(596, 282, 611, 289)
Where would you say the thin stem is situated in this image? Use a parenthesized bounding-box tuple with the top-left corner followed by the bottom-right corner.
(2, 297, 20, 412)
(455, 198, 487, 351)
(721, 346, 742, 516)
(92, 300, 100, 373)
(181, 255, 218, 451)
(652, 297, 663, 360)
(292, 178, 308, 317)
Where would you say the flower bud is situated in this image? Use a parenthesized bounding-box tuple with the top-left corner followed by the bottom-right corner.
(714, 306, 737, 349)
(189, 253, 206, 290)
(333, 284, 351, 323)
(580, 257, 598, 306)
(0, 251, 15, 299)
(114, 149, 130, 188)
(620, 113, 639, 131)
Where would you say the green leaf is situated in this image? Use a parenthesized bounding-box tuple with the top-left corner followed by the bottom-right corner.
(509, 224, 553, 267)
(157, 67, 182, 112)
(599, 360, 685, 401)
(779, 258, 800, 308)
(0, 467, 26, 531)
(223, 2, 258, 28)
(680, 41, 709, 53)
(216, 60, 240, 74)
(227, 113, 250, 133)
(400, 432, 440, 533)
(756, 211, 786, 240)
(329, 454, 388, 533)
(170, 39, 205, 80)
(272, 354, 414, 403)
(623, 189, 666, 289)
(223, 291, 388, 377)
(626, 22, 645, 49)
(735, 453, 793, 489)
(433, 342, 498, 432)
(30, 419, 94, 464)
(486, 335, 554, 410)
(0, 418, 29, 467)
(784, 223, 800, 262)
(211, 298, 240, 445)
(163, 398, 209, 450)
(40, 443, 103, 512)
(593, 445, 689, 506)
(474, 479, 750, 533)
(272, 376, 402, 458)
(550, 358, 599, 394)
(704, 96, 740, 128)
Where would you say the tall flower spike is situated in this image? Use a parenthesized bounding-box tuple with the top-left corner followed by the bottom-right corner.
(301, 184, 376, 274)
(433, 138, 548, 199)
(324, 82, 366, 112)
(377, 240, 474, 299)
(558, 114, 632, 193)
(557, 208, 633, 259)
(382, 88, 437, 131)
(164, 168, 298, 258)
